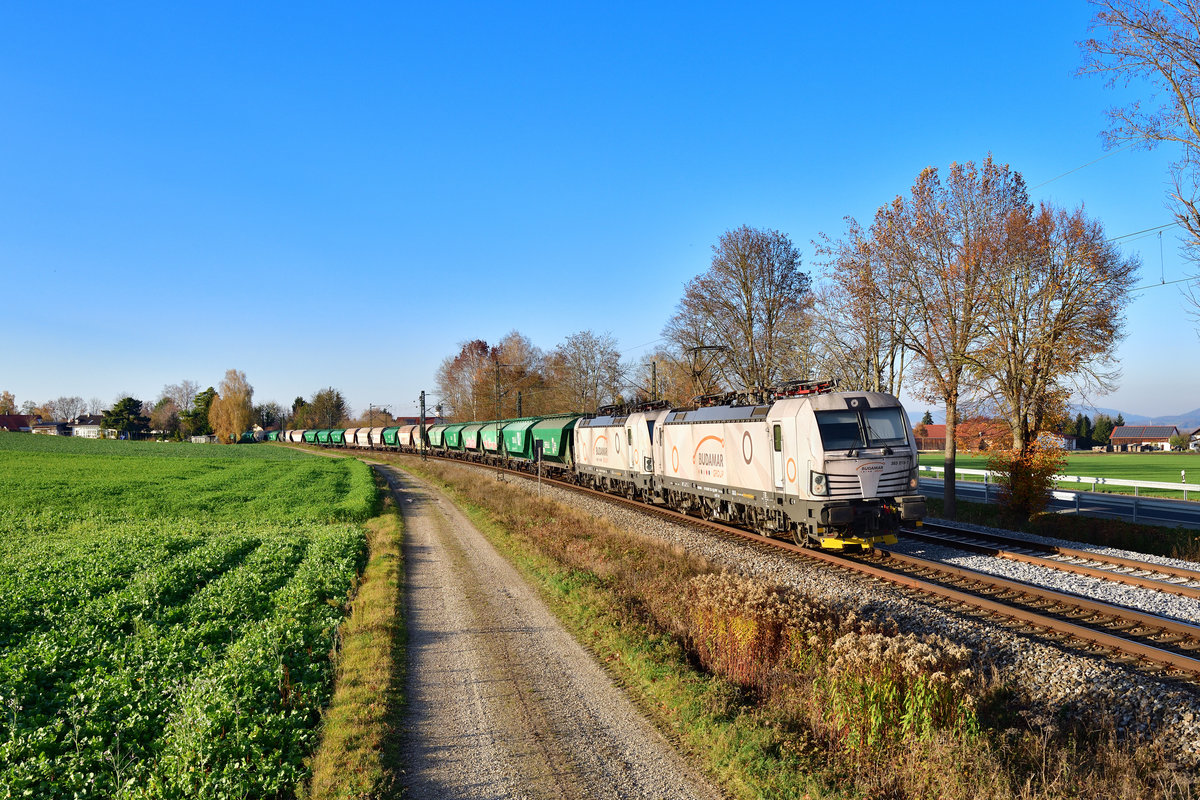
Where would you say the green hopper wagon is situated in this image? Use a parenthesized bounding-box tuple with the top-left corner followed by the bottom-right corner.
(443, 423, 467, 450)
(502, 418, 539, 461)
(426, 424, 448, 448)
(530, 414, 581, 465)
(480, 421, 504, 454)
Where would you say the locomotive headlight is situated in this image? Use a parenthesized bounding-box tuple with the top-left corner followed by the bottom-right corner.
(909, 469, 919, 491)
(811, 472, 828, 496)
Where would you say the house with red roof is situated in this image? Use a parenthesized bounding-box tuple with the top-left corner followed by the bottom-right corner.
(0, 414, 37, 432)
(1109, 425, 1178, 451)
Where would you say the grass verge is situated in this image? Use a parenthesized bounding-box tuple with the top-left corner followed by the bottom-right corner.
(303, 468, 406, 800)
(387, 455, 1194, 800)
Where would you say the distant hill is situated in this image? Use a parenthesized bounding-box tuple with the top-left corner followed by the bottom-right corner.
(907, 404, 1200, 431)
(1073, 405, 1200, 431)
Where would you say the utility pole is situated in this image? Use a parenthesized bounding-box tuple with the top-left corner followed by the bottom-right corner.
(516, 391, 522, 417)
(652, 361, 658, 402)
(685, 345, 726, 398)
(419, 391, 426, 461)
(494, 360, 513, 420)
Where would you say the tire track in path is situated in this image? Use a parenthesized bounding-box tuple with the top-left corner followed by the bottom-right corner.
(386, 466, 722, 800)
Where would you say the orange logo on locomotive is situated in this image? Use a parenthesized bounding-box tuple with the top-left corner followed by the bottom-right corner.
(692, 436, 725, 480)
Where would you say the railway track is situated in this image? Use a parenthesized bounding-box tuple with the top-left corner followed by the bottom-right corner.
(903, 521, 1200, 601)
(405, 452, 1200, 679)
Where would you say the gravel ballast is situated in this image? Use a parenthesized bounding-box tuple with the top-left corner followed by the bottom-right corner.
(495, 469, 1200, 767)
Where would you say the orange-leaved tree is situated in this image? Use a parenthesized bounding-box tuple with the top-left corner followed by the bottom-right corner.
(985, 440, 1068, 523)
(208, 369, 253, 444)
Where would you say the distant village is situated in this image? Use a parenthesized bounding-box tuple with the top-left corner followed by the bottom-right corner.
(4, 409, 1199, 452)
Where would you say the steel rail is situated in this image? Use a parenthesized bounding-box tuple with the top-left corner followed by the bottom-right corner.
(902, 525, 1200, 601)
(921, 520, 1200, 584)
(395, 451, 1200, 676)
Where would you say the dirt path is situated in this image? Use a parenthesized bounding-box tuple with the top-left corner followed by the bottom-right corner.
(383, 466, 722, 800)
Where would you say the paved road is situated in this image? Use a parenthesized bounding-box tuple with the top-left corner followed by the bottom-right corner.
(920, 477, 1200, 529)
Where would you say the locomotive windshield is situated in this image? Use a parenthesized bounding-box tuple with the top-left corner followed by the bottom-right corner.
(815, 408, 909, 451)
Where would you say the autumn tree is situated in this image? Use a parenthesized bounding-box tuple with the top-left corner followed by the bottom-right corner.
(163, 380, 201, 416)
(872, 156, 1029, 519)
(208, 369, 254, 444)
(492, 330, 549, 417)
(664, 225, 811, 391)
(545, 330, 624, 412)
(628, 349, 698, 406)
(52, 396, 86, 421)
(1079, 0, 1200, 257)
(813, 217, 910, 394)
(435, 339, 493, 421)
(1079, 1, 1200, 334)
(150, 398, 180, 438)
(975, 202, 1139, 451)
(0, 391, 16, 414)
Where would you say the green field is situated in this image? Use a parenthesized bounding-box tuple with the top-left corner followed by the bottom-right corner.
(0, 432, 377, 798)
(919, 450, 1200, 498)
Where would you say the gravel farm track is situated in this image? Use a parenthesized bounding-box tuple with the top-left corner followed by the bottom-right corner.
(376, 464, 723, 800)
(386, 454, 1200, 770)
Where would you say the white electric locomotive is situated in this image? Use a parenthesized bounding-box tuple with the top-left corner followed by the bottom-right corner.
(652, 380, 924, 549)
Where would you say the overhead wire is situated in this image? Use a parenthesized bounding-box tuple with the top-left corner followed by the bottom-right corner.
(1029, 142, 1137, 190)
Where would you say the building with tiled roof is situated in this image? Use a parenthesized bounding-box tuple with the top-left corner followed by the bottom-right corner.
(0, 414, 37, 432)
(1109, 425, 1179, 451)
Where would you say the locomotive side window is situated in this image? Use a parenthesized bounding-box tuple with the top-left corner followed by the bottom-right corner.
(773, 425, 782, 452)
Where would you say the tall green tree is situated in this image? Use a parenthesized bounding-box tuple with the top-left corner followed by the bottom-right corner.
(102, 397, 150, 439)
(181, 387, 216, 437)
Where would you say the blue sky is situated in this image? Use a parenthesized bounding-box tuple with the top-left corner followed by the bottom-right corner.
(2, 2, 1197, 421)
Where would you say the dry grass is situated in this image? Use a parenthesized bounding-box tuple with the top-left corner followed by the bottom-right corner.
(302, 473, 405, 800)
(393, 456, 1197, 799)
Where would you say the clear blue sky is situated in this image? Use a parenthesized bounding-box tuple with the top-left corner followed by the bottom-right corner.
(2, 2, 1197, 421)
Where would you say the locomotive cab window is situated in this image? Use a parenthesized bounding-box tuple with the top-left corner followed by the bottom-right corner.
(815, 408, 909, 451)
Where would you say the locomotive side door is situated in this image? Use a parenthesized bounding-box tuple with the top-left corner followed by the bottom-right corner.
(772, 422, 784, 491)
(627, 426, 635, 470)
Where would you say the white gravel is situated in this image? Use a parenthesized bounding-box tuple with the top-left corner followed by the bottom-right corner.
(887, 534, 1200, 625)
(488, 470, 1200, 767)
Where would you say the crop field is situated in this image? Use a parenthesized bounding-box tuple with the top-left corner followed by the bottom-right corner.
(0, 433, 377, 798)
